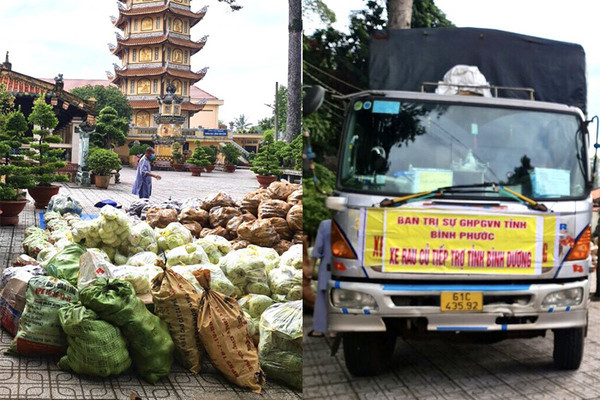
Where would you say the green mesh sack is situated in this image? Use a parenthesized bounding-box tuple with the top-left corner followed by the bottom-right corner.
(58, 302, 131, 377)
(258, 300, 303, 390)
(46, 244, 87, 286)
(79, 278, 174, 383)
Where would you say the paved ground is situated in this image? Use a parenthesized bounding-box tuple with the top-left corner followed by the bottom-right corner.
(303, 282, 600, 400)
(0, 167, 301, 400)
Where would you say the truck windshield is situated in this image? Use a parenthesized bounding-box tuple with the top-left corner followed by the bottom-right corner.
(339, 98, 587, 199)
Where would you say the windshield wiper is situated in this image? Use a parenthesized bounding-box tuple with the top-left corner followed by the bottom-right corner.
(379, 182, 549, 212)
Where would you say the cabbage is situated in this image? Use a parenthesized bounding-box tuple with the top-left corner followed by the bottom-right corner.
(169, 265, 204, 293)
(108, 265, 153, 294)
(243, 311, 260, 344)
(279, 244, 302, 270)
(218, 250, 270, 296)
(238, 294, 275, 319)
(127, 252, 161, 267)
(156, 222, 193, 252)
(36, 246, 59, 266)
(47, 194, 83, 215)
(127, 222, 158, 255)
(268, 266, 302, 301)
(244, 245, 280, 274)
(200, 235, 232, 255)
(165, 244, 210, 267)
(193, 239, 223, 264)
(114, 250, 128, 266)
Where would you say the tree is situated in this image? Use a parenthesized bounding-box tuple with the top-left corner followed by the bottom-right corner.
(285, 0, 302, 143)
(92, 106, 129, 149)
(234, 114, 251, 131)
(388, 0, 413, 29)
(71, 85, 133, 121)
(257, 117, 274, 132)
(25, 96, 68, 186)
(303, 0, 336, 26)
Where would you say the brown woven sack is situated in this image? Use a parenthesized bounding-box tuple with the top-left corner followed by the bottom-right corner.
(265, 217, 293, 240)
(200, 226, 230, 239)
(226, 213, 257, 238)
(202, 192, 237, 211)
(183, 222, 203, 238)
(267, 181, 298, 200)
(209, 207, 241, 228)
(178, 208, 209, 227)
(231, 239, 251, 250)
(287, 189, 302, 205)
(146, 208, 178, 228)
(273, 240, 293, 255)
(258, 200, 291, 220)
(237, 220, 280, 247)
(293, 231, 303, 244)
(194, 269, 265, 393)
(152, 269, 203, 374)
(240, 190, 270, 217)
(286, 204, 303, 231)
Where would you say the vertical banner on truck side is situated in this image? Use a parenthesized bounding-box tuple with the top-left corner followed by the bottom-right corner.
(363, 208, 557, 274)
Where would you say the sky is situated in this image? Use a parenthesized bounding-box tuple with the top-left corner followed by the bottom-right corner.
(311, 0, 600, 119)
(0, 0, 288, 126)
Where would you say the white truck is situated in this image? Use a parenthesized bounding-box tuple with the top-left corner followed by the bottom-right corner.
(322, 28, 594, 376)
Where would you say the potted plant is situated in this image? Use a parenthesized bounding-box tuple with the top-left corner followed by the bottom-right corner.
(0, 103, 33, 225)
(187, 145, 211, 176)
(203, 145, 218, 172)
(24, 96, 69, 208)
(171, 142, 185, 171)
(128, 142, 145, 166)
(221, 143, 242, 173)
(250, 138, 283, 188)
(88, 148, 122, 189)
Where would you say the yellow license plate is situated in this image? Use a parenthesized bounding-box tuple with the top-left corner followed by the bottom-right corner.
(440, 292, 483, 312)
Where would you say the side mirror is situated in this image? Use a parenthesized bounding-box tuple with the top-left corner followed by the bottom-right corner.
(303, 85, 325, 117)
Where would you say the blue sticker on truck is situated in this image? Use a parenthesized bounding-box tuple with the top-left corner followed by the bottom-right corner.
(372, 100, 400, 114)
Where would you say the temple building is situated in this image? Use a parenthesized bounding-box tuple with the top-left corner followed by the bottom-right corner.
(108, 0, 228, 158)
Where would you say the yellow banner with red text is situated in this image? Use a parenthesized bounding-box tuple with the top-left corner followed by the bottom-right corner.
(363, 209, 557, 274)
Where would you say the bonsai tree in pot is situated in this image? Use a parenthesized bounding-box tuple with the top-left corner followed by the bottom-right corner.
(187, 144, 210, 176)
(221, 143, 242, 173)
(171, 142, 185, 171)
(0, 106, 35, 225)
(88, 148, 122, 189)
(250, 135, 283, 188)
(203, 145, 218, 172)
(24, 95, 68, 208)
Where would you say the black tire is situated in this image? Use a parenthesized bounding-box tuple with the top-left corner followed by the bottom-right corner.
(343, 331, 396, 376)
(553, 327, 585, 370)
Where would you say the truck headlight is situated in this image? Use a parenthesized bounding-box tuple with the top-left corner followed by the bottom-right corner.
(331, 288, 378, 310)
(542, 288, 583, 307)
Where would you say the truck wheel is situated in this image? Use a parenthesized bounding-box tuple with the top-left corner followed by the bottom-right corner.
(553, 327, 584, 370)
(343, 332, 396, 376)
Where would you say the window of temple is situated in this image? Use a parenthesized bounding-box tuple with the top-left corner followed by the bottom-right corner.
(132, 49, 137, 62)
(173, 80, 182, 94)
(167, 48, 171, 61)
(141, 17, 153, 31)
(168, 18, 172, 30)
(153, 79, 158, 93)
(156, 17, 161, 29)
(183, 81, 188, 95)
(154, 47, 159, 60)
(130, 80, 135, 94)
(137, 111, 150, 127)
(184, 21, 188, 33)
(134, 19, 138, 31)
(137, 79, 151, 94)
(183, 50, 188, 64)
(140, 48, 152, 62)
(173, 19, 183, 33)
(172, 49, 183, 64)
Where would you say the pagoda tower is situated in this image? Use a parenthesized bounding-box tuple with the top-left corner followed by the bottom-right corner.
(108, 0, 208, 153)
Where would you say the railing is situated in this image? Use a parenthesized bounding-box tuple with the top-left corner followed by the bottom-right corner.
(128, 127, 158, 137)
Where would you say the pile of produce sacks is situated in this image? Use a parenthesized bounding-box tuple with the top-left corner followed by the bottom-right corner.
(2, 186, 303, 390)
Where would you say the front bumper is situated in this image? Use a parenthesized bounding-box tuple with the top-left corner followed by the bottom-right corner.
(327, 279, 590, 332)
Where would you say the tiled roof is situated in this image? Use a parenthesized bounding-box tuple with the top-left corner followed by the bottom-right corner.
(40, 78, 115, 91)
(113, 5, 207, 29)
(128, 100, 206, 112)
(190, 85, 218, 100)
(112, 66, 207, 83)
(112, 34, 207, 56)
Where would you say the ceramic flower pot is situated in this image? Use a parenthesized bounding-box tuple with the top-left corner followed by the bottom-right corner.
(94, 175, 110, 189)
(224, 165, 236, 173)
(256, 175, 277, 188)
(189, 166, 203, 176)
(0, 199, 27, 226)
(205, 164, 215, 173)
(28, 185, 60, 209)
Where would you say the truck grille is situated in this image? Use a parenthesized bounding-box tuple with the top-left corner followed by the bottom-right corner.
(390, 294, 532, 307)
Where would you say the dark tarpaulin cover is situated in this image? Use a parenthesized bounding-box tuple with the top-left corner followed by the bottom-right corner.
(369, 27, 587, 114)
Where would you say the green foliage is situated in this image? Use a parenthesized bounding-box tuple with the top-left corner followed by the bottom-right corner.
(0, 85, 34, 198)
(88, 148, 122, 176)
(303, 163, 335, 239)
(250, 140, 283, 177)
(25, 96, 66, 186)
(171, 142, 185, 164)
(221, 143, 242, 165)
(303, 0, 453, 162)
(263, 131, 275, 143)
(129, 143, 147, 156)
(203, 145, 218, 164)
(187, 145, 211, 167)
(303, 0, 337, 26)
(233, 114, 251, 131)
(93, 106, 129, 149)
(70, 85, 133, 120)
(257, 117, 273, 132)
